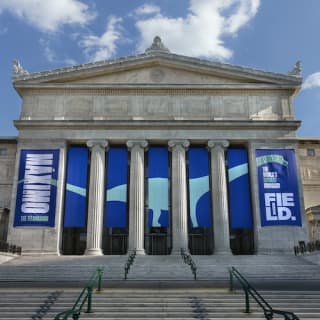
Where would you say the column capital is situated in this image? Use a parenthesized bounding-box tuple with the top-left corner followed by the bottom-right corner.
(207, 140, 229, 150)
(168, 139, 190, 150)
(126, 140, 148, 150)
(86, 140, 108, 149)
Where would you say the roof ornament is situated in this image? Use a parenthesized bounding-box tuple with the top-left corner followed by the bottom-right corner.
(288, 60, 302, 77)
(12, 59, 29, 77)
(145, 36, 170, 54)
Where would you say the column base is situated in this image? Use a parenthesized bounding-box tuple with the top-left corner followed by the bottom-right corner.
(85, 248, 103, 256)
(214, 248, 232, 255)
(129, 248, 145, 255)
(171, 247, 189, 256)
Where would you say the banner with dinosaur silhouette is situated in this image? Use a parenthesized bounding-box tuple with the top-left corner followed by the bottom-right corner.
(188, 147, 212, 228)
(147, 147, 169, 227)
(64, 147, 88, 228)
(105, 148, 129, 227)
(227, 148, 253, 229)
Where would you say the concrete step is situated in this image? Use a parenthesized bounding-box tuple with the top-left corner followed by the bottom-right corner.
(1, 289, 320, 319)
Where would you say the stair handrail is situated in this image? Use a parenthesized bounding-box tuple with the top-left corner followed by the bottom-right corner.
(124, 249, 136, 280)
(180, 248, 197, 280)
(54, 266, 104, 320)
(229, 266, 299, 320)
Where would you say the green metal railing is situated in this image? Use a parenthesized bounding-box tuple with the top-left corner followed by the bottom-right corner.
(54, 266, 104, 320)
(229, 266, 299, 320)
(124, 249, 136, 280)
(180, 248, 197, 280)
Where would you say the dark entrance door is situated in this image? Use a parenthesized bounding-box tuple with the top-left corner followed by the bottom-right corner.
(230, 229, 254, 254)
(62, 228, 86, 255)
(189, 227, 213, 255)
(146, 227, 170, 255)
(102, 227, 128, 255)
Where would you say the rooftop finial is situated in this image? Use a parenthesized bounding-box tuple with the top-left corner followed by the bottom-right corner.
(145, 36, 170, 53)
(288, 60, 302, 77)
(12, 59, 29, 77)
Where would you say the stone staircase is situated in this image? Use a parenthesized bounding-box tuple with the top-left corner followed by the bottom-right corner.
(0, 253, 320, 319)
(0, 253, 319, 283)
(1, 288, 320, 319)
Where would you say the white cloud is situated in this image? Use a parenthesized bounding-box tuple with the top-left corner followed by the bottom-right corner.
(134, 4, 161, 16)
(39, 38, 77, 65)
(135, 0, 260, 60)
(302, 72, 320, 90)
(80, 16, 122, 61)
(0, 0, 94, 32)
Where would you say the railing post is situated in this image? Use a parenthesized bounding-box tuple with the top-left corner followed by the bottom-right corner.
(97, 267, 103, 292)
(245, 289, 250, 313)
(229, 269, 234, 292)
(86, 287, 93, 313)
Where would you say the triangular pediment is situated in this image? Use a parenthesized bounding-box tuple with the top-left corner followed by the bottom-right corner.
(13, 51, 302, 89)
(64, 65, 252, 85)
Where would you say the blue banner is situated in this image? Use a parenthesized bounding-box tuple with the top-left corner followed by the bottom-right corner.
(256, 149, 301, 226)
(227, 149, 253, 229)
(148, 147, 169, 227)
(105, 148, 128, 227)
(188, 148, 211, 228)
(64, 147, 89, 228)
(14, 149, 60, 227)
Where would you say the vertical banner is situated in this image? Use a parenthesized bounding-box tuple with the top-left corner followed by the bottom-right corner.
(148, 147, 169, 227)
(256, 149, 301, 226)
(188, 147, 211, 228)
(14, 149, 60, 227)
(227, 149, 253, 229)
(64, 147, 89, 228)
(105, 148, 128, 228)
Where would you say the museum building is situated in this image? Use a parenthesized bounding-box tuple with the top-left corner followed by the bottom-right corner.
(2, 37, 311, 256)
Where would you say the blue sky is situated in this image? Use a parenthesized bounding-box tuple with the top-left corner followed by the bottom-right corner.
(1, 0, 320, 137)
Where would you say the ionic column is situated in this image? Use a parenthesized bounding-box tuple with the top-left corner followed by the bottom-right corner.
(127, 140, 148, 255)
(168, 140, 190, 254)
(85, 140, 108, 256)
(208, 140, 231, 255)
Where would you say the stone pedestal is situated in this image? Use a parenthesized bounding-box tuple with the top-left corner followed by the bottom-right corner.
(208, 140, 231, 255)
(127, 140, 148, 255)
(85, 140, 108, 256)
(169, 140, 190, 254)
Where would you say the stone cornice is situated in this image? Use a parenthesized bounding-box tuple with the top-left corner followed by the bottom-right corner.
(17, 86, 295, 98)
(14, 119, 301, 131)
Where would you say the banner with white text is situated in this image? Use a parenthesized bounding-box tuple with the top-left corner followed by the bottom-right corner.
(14, 149, 60, 227)
(256, 149, 301, 226)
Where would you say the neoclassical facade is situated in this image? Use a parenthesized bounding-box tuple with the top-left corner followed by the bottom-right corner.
(5, 37, 310, 255)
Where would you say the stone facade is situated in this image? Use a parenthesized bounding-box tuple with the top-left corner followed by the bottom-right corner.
(3, 38, 314, 255)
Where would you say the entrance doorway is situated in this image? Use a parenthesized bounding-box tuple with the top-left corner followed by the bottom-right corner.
(102, 227, 128, 255)
(230, 229, 254, 254)
(189, 227, 213, 255)
(146, 227, 171, 255)
(62, 228, 86, 255)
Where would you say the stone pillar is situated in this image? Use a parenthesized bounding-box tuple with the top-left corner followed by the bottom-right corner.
(208, 140, 231, 255)
(85, 140, 108, 256)
(127, 140, 148, 255)
(168, 140, 190, 254)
